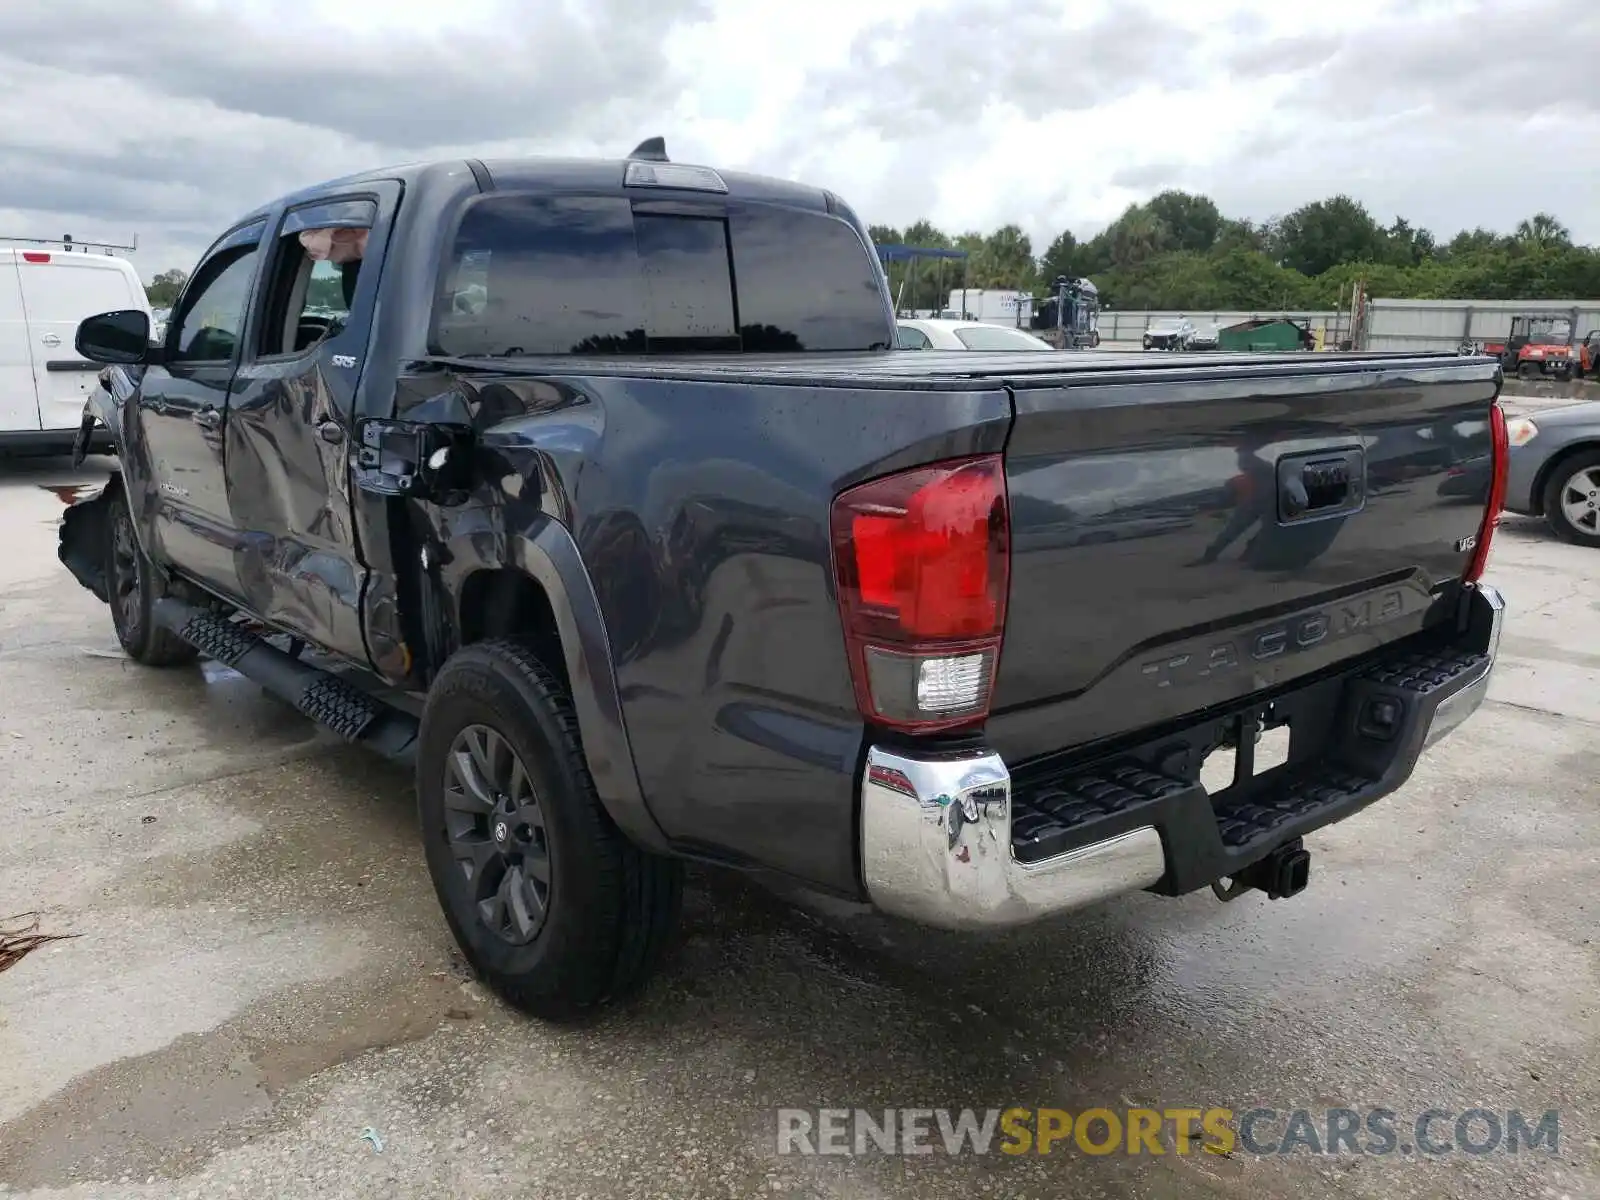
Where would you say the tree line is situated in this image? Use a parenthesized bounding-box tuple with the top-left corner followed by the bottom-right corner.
(142, 191, 1600, 316)
(869, 192, 1600, 313)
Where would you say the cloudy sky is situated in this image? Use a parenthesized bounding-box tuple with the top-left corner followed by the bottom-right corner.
(2, 0, 1595, 279)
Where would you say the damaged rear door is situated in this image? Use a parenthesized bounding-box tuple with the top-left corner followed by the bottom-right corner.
(223, 184, 401, 666)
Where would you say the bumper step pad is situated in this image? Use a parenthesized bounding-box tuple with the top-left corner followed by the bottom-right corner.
(1011, 763, 1190, 864)
(1211, 765, 1374, 849)
(1361, 646, 1487, 694)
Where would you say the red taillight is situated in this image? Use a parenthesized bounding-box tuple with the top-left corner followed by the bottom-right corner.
(830, 455, 1010, 732)
(1465, 400, 1508, 583)
(21, 252, 50, 263)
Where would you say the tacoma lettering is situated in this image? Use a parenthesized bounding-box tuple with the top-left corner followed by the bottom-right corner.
(1140, 590, 1410, 689)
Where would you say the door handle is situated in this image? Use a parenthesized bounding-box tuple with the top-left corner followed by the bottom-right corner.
(317, 420, 346, 445)
(192, 407, 222, 431)
(1276, 449, 1364, 522)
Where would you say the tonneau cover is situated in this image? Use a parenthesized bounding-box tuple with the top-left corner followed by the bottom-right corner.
(430, 350, 1484, 390)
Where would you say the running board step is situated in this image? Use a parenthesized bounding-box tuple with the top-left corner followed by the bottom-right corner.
(152, 598, 418, 760)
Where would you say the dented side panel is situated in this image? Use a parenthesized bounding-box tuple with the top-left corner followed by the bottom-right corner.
(380, 363, 1010, 894)
(218, 178, 407, 669)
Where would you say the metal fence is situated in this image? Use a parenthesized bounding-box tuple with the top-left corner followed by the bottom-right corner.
(1363, 299, 1600, 352)
(1094, 310, 1344, 343)
(1092, 301, 1600, 352)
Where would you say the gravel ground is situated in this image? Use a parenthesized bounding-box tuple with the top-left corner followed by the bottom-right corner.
(0, 452, 1595, 1200)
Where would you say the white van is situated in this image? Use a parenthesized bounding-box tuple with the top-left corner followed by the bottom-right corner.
(1, 247, 150, 453)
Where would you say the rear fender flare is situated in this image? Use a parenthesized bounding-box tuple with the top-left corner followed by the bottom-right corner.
(442, 515, 670, 854)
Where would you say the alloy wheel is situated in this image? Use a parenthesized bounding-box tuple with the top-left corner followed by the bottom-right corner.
(442, 723, 551, 945)
(1557, 465, 1600, 537)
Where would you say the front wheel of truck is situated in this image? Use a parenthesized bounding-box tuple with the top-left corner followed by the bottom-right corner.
(416, 639, 682, 1020)
(105, 489, 198, 667)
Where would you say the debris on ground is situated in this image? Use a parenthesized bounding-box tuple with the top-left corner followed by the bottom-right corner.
(0, 911, 79, 974)
(359, 1127, 385, 1154)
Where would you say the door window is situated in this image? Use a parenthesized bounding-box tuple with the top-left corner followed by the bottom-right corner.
(895, 324, 931, 349)
(259, 237, 362, 357)
(257, 199, 377, 358)
(169, 245, 260, 364)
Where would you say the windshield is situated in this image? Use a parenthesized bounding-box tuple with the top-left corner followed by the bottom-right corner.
(953, 325, 1052, 351)
(1515, 316, 1572, 341)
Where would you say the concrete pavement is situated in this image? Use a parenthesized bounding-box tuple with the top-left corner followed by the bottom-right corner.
(0, 452, 1595, 1200)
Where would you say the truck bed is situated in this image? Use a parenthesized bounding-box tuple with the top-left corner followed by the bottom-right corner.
(439, 347, 1500, 894)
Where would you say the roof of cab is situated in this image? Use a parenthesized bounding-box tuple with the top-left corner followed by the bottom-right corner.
(231, 160, 439, 227)
(231, 155, 832, 231)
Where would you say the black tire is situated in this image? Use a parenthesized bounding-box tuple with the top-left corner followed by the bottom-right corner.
(1541, 448, 1600, 548)
(105, 488, 198, 667)
(417, 639, 682, 1020)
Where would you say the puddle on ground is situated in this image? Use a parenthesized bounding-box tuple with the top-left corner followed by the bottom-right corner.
(0, 968, 481, 1188)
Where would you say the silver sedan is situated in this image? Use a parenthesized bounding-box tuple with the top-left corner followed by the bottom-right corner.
(1504, 401, 1600, 546)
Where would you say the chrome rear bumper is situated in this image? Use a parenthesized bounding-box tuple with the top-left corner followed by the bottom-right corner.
(1422, 584, 1503, 751)
(860, 748, 1166, 930)
(858, 584, 1504, 931)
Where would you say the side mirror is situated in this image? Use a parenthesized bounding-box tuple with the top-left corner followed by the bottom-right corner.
(76, 310, 152, 365)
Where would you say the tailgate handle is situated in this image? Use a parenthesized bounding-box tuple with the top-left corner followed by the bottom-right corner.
(1295, 460, 1350, 511)
(1279, 450, 1364, 521)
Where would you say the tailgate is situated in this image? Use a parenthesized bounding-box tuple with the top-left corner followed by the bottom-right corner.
(988, 355, 1500, 763)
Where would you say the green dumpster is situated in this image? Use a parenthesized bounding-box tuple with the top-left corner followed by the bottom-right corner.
(1218, 318, 1305, 353)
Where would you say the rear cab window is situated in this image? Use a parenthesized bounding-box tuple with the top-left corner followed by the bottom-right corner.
(431, 193, 891, 357)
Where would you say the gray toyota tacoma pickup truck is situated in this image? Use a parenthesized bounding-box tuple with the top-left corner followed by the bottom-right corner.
(58, 141, 1509, 1019)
